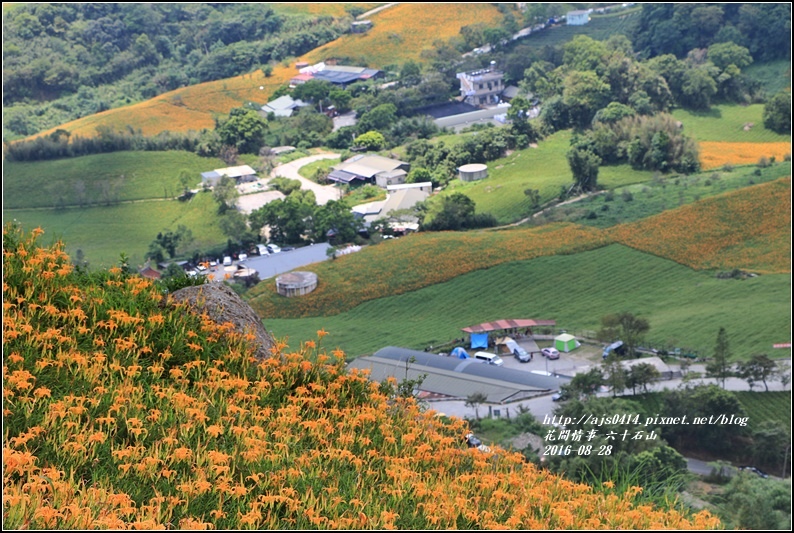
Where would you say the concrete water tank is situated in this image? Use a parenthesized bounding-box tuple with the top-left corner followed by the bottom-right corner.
(276, 271, 318, 297)
(458, 163, 488, 182)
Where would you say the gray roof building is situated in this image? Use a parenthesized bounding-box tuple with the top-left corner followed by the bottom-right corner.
(348, 346, 569, 403)
(261, 95, 309, 118)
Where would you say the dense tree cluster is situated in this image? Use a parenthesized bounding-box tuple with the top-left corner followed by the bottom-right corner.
(3, 3, 349, 138)
(631, 3, 791, 63)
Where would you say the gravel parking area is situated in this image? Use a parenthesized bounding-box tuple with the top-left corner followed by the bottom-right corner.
(236, 190, 285, 214)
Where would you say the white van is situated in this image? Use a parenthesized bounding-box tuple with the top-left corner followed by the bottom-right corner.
(473, 351, 504, 366)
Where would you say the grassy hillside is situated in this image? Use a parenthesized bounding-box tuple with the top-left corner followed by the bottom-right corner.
(2, 225, 721, 530)
(734, 391, 793, 431)
(743, 59, 792, 96)
(672, 104, 792, 170)
(439, 130, 655, 224)
(555, 162, 791, 229)
(3, 151, 233, 210)
(4, 192, 226, 268)
(246, 223, 609, 318)
(28, 4, 502, 140)
(610, 177, 791, 274)
(264, 244, 791, 359)
(302, 3, 502, 68)
(519, 11, 640, 48)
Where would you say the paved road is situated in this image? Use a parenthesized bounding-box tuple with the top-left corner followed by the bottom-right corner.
(204, 243, 332, 282)
(270, 153, 341, 205)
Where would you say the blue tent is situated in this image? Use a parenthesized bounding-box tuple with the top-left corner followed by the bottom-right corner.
(451, 347, 469, 359)
(470, 333, 489, 349)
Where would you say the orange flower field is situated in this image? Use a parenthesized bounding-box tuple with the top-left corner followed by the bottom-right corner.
(699, 141, 792, 170)
(609, 177, 791, 274)
(303, 3, 503, 67)
(247, 223, 611, 318)
(2, 225, 721, 529)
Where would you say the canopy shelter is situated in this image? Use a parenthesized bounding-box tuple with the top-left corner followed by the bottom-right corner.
(462, 319, 556, 349)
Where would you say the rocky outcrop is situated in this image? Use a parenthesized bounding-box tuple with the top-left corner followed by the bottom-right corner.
(170, 283, 275, 359)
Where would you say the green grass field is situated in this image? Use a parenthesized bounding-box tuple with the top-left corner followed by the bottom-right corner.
(743, 59, 791, 97)
(298, 157, 340, 181)
(518, 11, 640, 48)
(672, 104, 792, 143)
(734, 391, 792, 431)
(544, 162, 792, 228)
(264, 244, 791, 359)
(3, 192, 226, 268)
(3, 151, 233, 210)
(440, 130, 655, 224)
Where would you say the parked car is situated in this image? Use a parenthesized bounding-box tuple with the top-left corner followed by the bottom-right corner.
(222, 256, 232, 266)
(267, 244, 282, 254)
(281, 246, 296, 252)
(513, 347, 532, 363)
(542, 347, 560, 360)
(255, 244, 269, 256)
(551, 390, 569, 402)
(238, 253, 248, 262)
(473, 351, 504, 366)
(739, 466, 769, 478)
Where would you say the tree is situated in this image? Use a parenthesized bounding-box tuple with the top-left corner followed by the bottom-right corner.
(567, 146, 601, 192)
(598, 312, 650, 358)
(353, 131, 385, 151)
(763, 91, 791, 134)
(628, 362, 660, 394)
(465, 392, 488, 420)
(356, 103, 397, 135)
(602, 355, 628, 396)
(212, 176, 239, 214)
(737, 354, 777, 392)
(707, 41, 752, 71)
(292, 79, 333, 111)
(507, 96, 539, 142)
(216, 107, 268, 154)
(400, 60, 422, 87)
(706, 327, 733, 389)
(563, 368, 604, 400)
(562, 70, 611, 128)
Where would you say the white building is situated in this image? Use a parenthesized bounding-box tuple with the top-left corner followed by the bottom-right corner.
(566, 10, 591, 25)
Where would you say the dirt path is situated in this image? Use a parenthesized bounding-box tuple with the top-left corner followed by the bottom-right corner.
(483, 193, 597, 230)
(357, 3, 398, 19)
(269, 152, 342, 206)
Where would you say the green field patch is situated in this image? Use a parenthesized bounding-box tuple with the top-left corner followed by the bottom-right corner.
(298, 156, 340, 182)
(734, 391, 793, 431)
(547, 162, 791, 229)
(519, 11, 640, 48)
(265, 244, 790, 359)
(3, 192, 226, 268)
(672, 104, 792, 143)
(441, 130, 655, 224)
(3, 151, 230, 210)
(743, 59, 791, 96)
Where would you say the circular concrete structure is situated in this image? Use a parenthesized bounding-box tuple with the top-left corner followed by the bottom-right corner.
(276, 271, 318, 297)
(459, 163, 488, 182)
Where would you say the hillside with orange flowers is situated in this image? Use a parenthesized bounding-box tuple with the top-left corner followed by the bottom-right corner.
(609, 177, 791, 274)
(29, 3, 502, 141)
(2, 224, 722, 529)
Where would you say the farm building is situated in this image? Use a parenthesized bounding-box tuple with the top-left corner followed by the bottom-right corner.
(201, 165, 257, 187)
(555, 333, 580, 353)
(566, 10, 591, 25)
(275, 271, 318, 297)
(375, 169, 407, 188)
(290, 62, 381, 88)
(458, 163, 488, 182)
(328, 154, 410, 186)
(355, 184, 431, 231)
(260, 95, 309, 118)
(348, 346, 568, 403)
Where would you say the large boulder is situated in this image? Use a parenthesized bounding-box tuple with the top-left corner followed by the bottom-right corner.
(170, 283, 274, 359)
